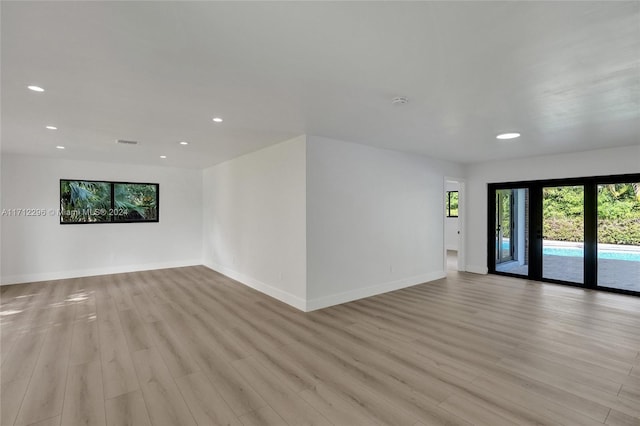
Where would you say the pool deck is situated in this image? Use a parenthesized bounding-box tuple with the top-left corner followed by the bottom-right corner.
(497, 255, 640, 292)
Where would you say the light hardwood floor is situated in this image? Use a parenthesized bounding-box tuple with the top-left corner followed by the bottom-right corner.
(1, 266, 639, 426)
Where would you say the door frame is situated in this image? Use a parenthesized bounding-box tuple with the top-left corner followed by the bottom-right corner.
(488, 173, 640, 297)
(444, 177, 466, 272)
(495, 189, 515, 264)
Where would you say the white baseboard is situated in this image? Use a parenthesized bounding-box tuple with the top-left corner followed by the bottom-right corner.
(305, 270, 446, 312)
(0, 259, 203, 286)
(203, 262, 307, 312)
(465, 265, 488, 275)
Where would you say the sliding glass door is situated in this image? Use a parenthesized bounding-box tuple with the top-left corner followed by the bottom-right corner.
(597, 182, 640, 292)
(489, 174, 639, 296)
(495, 188, 529, 276)
(542, 185, 584, 284)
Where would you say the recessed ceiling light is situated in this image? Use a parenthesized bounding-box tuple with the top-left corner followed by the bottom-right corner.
(179, 141, 189, 145)
(46, 125, 58, 130)
(160, 155, 167, 159)
(212, 117, 223, 123)
(496, 132, 521, 140)
(28, 85, 45, 92)
(56, 146, 65, 150)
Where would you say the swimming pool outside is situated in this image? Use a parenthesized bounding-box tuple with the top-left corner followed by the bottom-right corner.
(496, 240, 639, 292)
(500, 240, 640, 262)
(544, 246, 640, 262)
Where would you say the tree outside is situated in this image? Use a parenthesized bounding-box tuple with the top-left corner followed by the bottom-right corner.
(543, 184, 640, 245)
(61, 181, 158, 223)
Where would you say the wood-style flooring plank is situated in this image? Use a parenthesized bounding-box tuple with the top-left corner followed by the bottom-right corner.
(60, 360, 106, 426)
(131, 348, 197, 426)
(1, 377, 30, 426)
(175, 372, 243, 426)
(144, 320, 199, 379)
(69, 318, 100, 367)
(238, 406, 287, 426)
(14, 321, 73, 426)
(95, 297, 139, 399)
(471, 369, 608, 425)
(104, 391, 151, 426)
(184, 330, 267, 416)
(231, 356, 331, 426)
(606, 408, 640, 426)
(299, 382, 387, 426)
(26, 415, 61, 426)
(117, 309, 153, 353)
(1, 329, 47, 385)
(439, 394, 516, 426)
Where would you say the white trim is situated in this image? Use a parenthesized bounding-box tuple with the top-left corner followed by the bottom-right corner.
(305, 270, 446, 312)
(444, 176, 466, 272)
(456, 180, 466, 272)
(203, 262, 307, 312)
(466, 265, 488, 275)
(0, 259, 202, 286)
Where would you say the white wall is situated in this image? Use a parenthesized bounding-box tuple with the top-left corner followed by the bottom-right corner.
(445, 181, 459, 251)
(202, 135, 307, 310)
(1, 154, 203, 284)
(306, 136, 463, 310)
(465, 145, 640, 274)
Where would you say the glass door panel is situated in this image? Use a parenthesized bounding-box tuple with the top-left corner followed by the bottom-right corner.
(597, 183, 640, 292)
(495, 188, 529, 276)
(542, 185, 584, 284)
(496, 190, 513, 263)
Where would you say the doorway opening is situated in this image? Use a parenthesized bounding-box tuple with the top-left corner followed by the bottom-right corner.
(445, 178, 465, 272)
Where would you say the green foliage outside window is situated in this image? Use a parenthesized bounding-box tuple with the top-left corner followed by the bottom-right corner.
(60, 180, 158, 223)
(60, 181, 112, 222)
(446, 191, 458, 217)
(543, 184, 640, 245)
(114, 183, 158, 221)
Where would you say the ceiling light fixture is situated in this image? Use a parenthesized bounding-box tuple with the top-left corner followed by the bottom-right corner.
(160, 155, 167, 159)
(46, 125, 58, 130)
(179, 141, 189, 145)
(212, 117, 223, 123)
(56, 146, 65, 150)
(496, 132, 521, 140)
(28, 85, 45, 92)
(391, 96, 409, 105)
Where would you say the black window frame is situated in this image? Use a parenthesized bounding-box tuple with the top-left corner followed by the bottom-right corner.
(446, 191, 459, 218)
(60, 179, 160, 224)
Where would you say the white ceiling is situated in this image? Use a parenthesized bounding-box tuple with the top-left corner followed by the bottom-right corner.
(2, 1, 639, 169)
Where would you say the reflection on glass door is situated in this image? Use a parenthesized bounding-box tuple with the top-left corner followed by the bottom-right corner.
(496, 190, 513, 263)
(495, 188, 529, 276)
(542, 185, 584, 284)
(597, 183, 640, 292)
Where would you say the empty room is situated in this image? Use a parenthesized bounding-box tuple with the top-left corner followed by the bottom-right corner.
(1, 2, 639, 426)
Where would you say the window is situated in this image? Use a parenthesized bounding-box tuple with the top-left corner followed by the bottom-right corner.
(446, 191, 459, 217)
(60, 180, 159, 224)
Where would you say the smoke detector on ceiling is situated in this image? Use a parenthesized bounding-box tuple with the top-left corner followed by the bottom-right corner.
(115, 139, 138, 145)
(391, 96, 409, 105)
